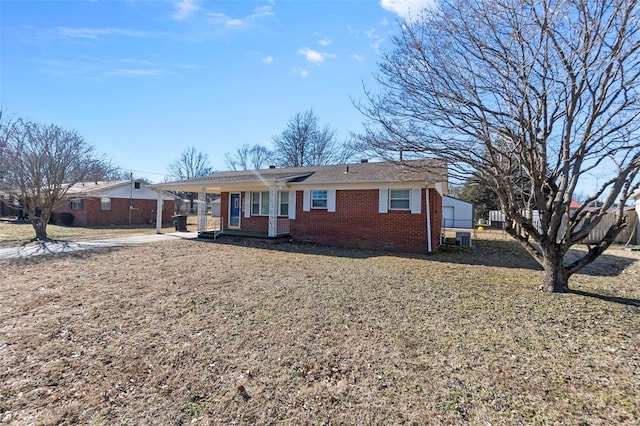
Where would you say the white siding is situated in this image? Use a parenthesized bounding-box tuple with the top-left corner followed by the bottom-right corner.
(442, 196, 474, 228)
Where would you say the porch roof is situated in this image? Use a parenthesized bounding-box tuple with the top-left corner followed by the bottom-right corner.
(151, 159, 448, 193)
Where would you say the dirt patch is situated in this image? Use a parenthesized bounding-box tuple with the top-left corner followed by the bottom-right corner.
(1, 238, 638, 424)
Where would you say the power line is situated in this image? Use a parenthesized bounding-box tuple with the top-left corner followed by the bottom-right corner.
(118, 168, 168, 177)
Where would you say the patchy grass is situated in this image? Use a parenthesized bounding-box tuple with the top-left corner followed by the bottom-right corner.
(0, 236, 638, 424)
(0, 222, 176, 247)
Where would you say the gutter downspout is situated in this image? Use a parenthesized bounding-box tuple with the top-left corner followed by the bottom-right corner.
(426, 187, 432, 253)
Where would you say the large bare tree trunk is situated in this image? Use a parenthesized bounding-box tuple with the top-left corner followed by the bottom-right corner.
(542, 247, 570, 293)
(32, 217, 48, 241)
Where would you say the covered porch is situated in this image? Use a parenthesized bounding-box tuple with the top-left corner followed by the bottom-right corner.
(150, 173, 303, 239)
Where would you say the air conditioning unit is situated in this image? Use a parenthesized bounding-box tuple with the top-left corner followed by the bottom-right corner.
(456, 231, 472, 247)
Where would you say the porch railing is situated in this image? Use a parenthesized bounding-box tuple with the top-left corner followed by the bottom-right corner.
(277, 218, 291, 236)
(204, 216, 224, 240)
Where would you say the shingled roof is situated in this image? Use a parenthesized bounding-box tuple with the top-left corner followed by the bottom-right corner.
(64, 180, 132, 195)
(156, 159, 447, 192)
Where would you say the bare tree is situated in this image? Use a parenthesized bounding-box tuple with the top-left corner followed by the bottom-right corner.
(358, 0, 640, 292)
(273, 109, 355, 167)
(167, 146, 214, 213)
(0, 116, 113, 240)
(225, 144, 273, 170)
(249, 145, 273, 170)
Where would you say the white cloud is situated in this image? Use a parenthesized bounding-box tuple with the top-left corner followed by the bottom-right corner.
(56, 27, 150, 39)
(173, 0, 199, 21)
(364, 29, 383, 51)
(297, 47, 334, 65)
(37, 56, 197, 80)
(318, 37, 331, 46)
(379, 0, 436, 20)
(207, 6, 273, 29)
(380, 17, 389, 26)
(262, 56, 274, 64)
(351, 54, 366, 62)
(110, 68, 164, 77)
(294, 68, 310, 78)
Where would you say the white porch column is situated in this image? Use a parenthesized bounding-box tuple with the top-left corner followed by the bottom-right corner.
(155, 191, 163, 234)
(268, 186, 278, 237)
(198, 188, 206, 232)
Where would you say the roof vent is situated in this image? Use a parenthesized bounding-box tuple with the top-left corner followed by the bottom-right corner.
(269, 165, 276, 169)
(361, 158, 368, 163)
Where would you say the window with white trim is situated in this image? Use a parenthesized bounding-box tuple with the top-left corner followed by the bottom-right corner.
(389, 189, 411, 210)
(69, 198, 84, 210)
(311, 190, 328, 209)
(251, 191, 269, 215)
(251, 191, 289, 216)
(100, 197, 111, 210)
(279, 191, 289, 216)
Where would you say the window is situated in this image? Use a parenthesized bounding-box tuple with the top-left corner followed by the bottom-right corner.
(311, 190, 328, 209)
(252, 191, 290, 216)
(100, 197, 111, 210)
(279, 191, 289, 216)
(134, 182, 141, 189)
(251, 191, 270, 215)
(389, 189, 410, 210)
(70, 198, 84, 210)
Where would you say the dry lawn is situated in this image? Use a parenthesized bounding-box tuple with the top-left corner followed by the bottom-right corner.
(0, 233, 638, 425)
(0, 222, 177, 247)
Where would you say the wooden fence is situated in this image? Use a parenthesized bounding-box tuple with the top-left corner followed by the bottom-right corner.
(488, 208, 638, 245)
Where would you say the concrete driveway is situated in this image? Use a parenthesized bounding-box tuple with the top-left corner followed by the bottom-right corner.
(0, 231, 200, 261)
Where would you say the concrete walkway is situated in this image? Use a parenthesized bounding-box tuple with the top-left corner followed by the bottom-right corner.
(0, 231, 200, 261)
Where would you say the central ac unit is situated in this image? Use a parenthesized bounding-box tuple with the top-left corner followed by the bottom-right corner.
(456, 231, 472, 247)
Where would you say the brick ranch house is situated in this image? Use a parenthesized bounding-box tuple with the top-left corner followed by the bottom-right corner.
(52, 180, 176, 227)
(152, 160, 447, 253)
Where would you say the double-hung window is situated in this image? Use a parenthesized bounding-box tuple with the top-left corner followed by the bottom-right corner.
(311, 190, 328, 209)
(389, 189, 411, 210)
(251, 191, 270, 215)
(252, 191, 289, 216)
(70, 198, 84, 210)
(279, 191, 289, 216)
(100, 197, 112, 211)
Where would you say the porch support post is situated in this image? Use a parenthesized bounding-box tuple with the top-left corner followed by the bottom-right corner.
(268, 186, 278, 237)
(155, 191, 163, 234)
(198, 188, 206, 232)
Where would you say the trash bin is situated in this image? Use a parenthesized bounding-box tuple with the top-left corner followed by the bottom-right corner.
(173, 214, 188, 231)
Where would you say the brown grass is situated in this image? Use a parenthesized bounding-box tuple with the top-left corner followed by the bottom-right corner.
(0, 222, 176, 247)
(0, 233, 638, 424)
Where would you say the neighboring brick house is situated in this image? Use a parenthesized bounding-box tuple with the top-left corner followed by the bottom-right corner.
(153, 160, 447, 253)
(52, 180, 176, 227)
(0, 193, 23, 218)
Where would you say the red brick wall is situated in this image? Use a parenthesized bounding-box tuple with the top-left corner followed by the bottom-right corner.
(291, 189, 441, 253)
(219, 192, 276, 232)
(218, 188, 442, 253)
(53, 197, 174, 226)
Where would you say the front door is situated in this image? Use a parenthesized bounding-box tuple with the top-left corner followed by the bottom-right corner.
(229, 193, 241, 228)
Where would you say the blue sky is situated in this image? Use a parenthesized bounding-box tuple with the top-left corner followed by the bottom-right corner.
(1, 0, 434, 182)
